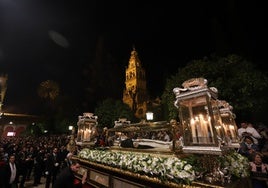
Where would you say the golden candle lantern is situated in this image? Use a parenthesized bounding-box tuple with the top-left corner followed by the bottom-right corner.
(173, 78, 227, 155)
(218, 100, 240, 148)
(76, 112, 98, 146)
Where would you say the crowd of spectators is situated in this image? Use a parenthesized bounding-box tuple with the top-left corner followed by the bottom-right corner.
(237, 121, 268, 188)
(0, 134, 80, 188)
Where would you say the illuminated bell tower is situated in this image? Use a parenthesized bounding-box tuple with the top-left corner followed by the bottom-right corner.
(123, 47, 148, 119)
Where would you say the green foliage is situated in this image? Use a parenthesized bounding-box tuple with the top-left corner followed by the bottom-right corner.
(183, 154, 206, 173)
(162, 54, 268, 123)
(54, 118, 74, 134)
(24, 122, 44, 136)
(94, 98, 136, 128)
(37, 80, 60, 100)
(53, 95, 80, 133)
(37, 80, 81, 134)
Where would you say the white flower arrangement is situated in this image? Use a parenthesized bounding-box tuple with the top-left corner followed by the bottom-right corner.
(78, 148, 195, 184)
(219, 151, 250, 178)
(78, 148, 250, 185)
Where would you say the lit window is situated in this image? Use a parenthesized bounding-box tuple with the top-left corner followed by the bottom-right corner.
(7, 132, 16, 137)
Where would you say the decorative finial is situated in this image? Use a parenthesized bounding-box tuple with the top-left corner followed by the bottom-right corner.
(132, 44, 136, 51)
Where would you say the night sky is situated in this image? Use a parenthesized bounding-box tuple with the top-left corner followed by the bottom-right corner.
(0, 1, 267, 114)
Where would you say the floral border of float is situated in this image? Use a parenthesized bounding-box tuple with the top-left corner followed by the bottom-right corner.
(78, 148, 250, 185)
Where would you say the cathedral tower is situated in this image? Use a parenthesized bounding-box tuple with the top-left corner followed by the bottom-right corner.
(123, 48, 148, 119)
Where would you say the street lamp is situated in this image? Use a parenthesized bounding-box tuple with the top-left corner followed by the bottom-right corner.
(146, 112, 154, 122)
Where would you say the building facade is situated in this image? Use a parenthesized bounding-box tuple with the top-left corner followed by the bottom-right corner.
(0, 74, 8, 112)
(0, 73, 41, 137)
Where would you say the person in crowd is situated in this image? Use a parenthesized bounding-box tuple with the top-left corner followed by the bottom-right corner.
(238, 122, 262, 145)
(25, 146, 36, 181)
(0, 152, 6, 188)
(120, 133, 134, 148)
(238, 122, 248, 139)
(238, 136, 260, 158)
(0, 146, 8, 162)
(58, 145, 69, 168)
(33, 147, 46, 186)
(17, 146, 28, 188)
(107, 132, 117, 147)
(249, 152, 268, 188)
(3, 154, 19, 188)
(157, 131, 164, 140)
(45, 147, 61, 188)
(53, 159, 87, 188)
(62, 152, 73, 169)
(246, 122, 262, 145)
(257, 123, 268, 155)
(151, 132, 157, 140)
(163, 131, 171, 142)
(96, 127, 108, 147)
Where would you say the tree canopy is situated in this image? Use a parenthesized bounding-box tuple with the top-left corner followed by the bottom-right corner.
(94, 98, 137, 128)
(162, 54, 268, 124)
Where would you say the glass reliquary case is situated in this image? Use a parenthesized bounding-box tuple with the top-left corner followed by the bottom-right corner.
(106, 118, 180, 153)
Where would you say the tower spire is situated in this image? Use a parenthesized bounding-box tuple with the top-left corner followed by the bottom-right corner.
(132, 44, 136, 51)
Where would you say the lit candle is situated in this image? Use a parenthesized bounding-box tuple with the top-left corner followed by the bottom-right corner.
(88, 129, 92, 140)
(229, 125, 235, 139)
(222, 123, 228, 137)
(81, 130, 84, 140)
(190, 118, 197, 143)
(84, 128, 89, 140)
(77, 130, 81, 141)
(195, 116, 203, 143)
(199, 114, 208, 143)
(207, 116, 214, 143)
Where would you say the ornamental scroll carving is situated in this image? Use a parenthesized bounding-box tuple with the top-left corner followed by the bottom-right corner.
(173, 77, 218, 97)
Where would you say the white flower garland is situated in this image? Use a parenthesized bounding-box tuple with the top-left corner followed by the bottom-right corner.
(78, 148, 250, 184)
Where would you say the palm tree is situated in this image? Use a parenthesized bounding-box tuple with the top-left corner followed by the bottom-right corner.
(38, 80, 60, 100)
(37, 80, 60, 133)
